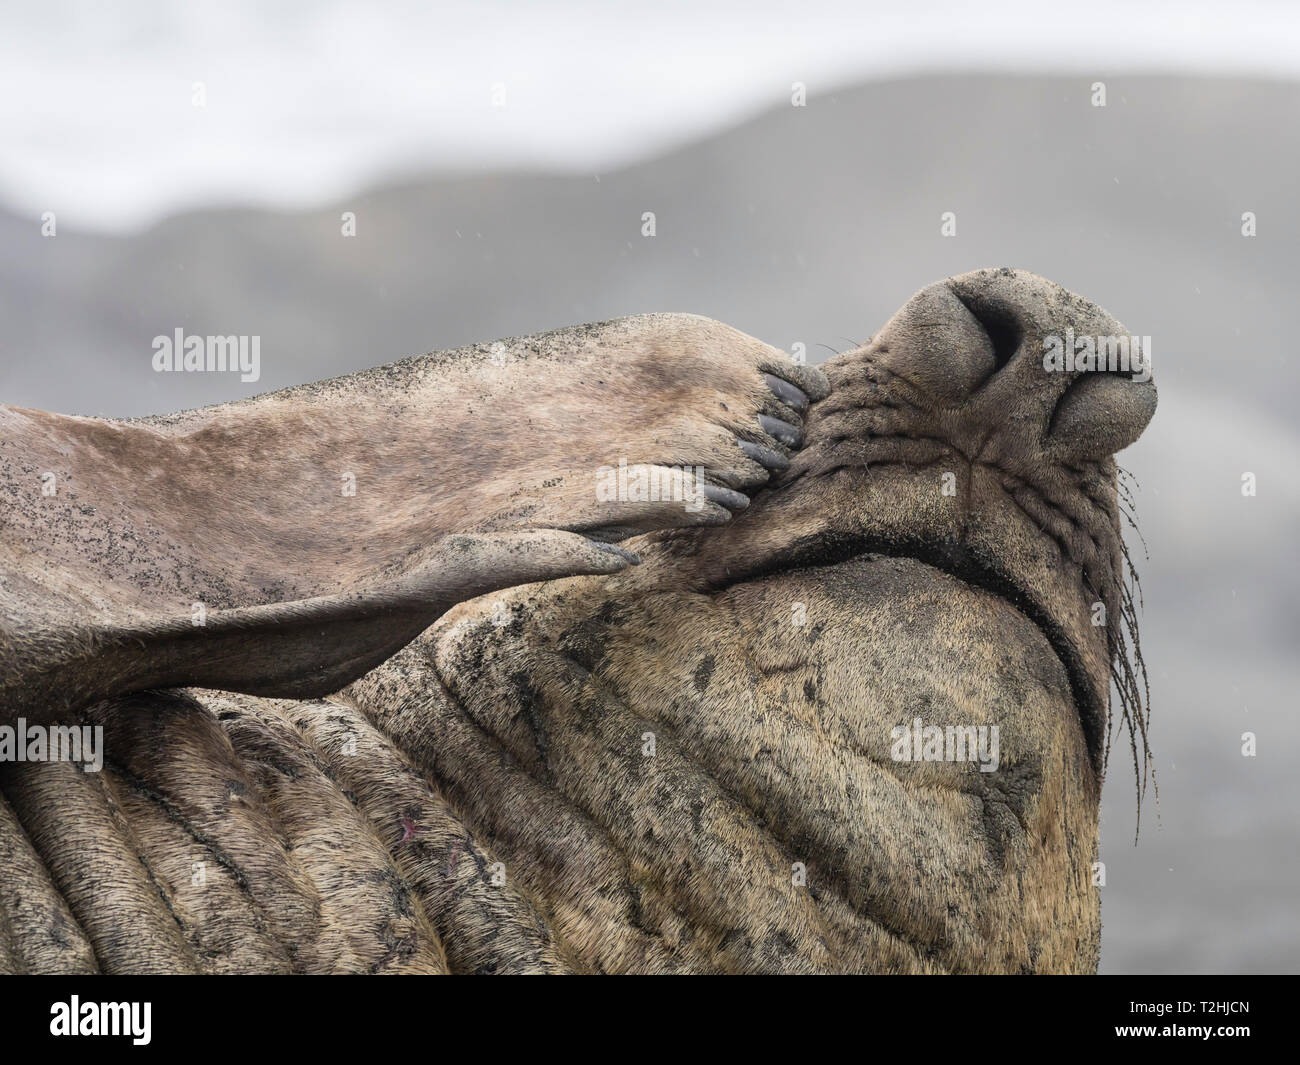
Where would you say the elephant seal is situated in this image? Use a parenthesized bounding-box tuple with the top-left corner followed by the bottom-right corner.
(0, 268, 1155, 973)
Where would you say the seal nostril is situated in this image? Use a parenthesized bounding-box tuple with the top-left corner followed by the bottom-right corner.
(954, 294, 1022, 374)
(1047, 372, 1158, 459)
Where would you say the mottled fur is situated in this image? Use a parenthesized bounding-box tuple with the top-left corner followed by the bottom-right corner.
(0, 270, 1154, 973)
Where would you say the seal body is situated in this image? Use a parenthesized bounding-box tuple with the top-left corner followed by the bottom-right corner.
(362, 550, 1101, 973)
(0, 269, 1153, 973)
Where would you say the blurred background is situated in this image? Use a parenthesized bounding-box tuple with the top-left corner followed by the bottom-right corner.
(1, 0, 1296, 973)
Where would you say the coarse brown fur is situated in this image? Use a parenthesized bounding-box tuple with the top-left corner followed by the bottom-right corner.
(0, 269, 1155, 973)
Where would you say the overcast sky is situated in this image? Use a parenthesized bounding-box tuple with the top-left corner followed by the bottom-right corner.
(4, 0, 1300, 231)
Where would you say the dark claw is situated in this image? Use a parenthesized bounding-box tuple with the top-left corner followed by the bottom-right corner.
(757, 414, 803, 448)
(701, 484, 750, 511)
(763, 373, 809, 413)
(738, 439, 790, 470)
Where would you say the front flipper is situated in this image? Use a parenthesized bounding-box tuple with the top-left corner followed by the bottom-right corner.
(0, 314, 827, 722)
(3, 531, 638, 722)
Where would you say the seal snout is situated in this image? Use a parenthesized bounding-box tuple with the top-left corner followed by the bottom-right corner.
(866, 268, 1157, 466)
(772, 268, 1159, 773)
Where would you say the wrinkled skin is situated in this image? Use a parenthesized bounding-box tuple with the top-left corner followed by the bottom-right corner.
(0, 269, 1155, 973)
